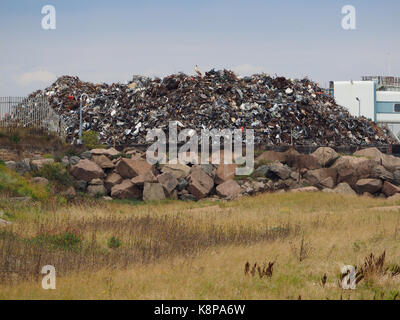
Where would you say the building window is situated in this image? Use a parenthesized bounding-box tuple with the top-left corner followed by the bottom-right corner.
(395, 104, 400, 112)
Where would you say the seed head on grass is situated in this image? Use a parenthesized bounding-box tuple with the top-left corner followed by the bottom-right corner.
(321, 273, 327, 287)
(244, 262, 250, 276)
(250, 263, 257, 277)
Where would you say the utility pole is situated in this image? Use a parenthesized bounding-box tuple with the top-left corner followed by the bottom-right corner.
(356, 97, 361, 117)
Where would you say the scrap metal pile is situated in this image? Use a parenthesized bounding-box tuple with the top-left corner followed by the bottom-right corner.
(28, 70, 394, 146)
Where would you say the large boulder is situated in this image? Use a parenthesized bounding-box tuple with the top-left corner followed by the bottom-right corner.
(111, 180, 141, 199)
(253, 165, 270, 177)
(354, 147, 400, 172)
(215, 164, 238, 184)
(31, 158, 54, 171)
(131, 170, 157, 186)
(70, 159, 104, 182)
(241, 180, 270, 195)
(265, 163, 291, 180)
(320, 177, 335, 189)
(143, 183, 166, 201)
(371, 165, 394, 183)
(387, 193, 400, 201)
(198, 164, 216, 178)
(382, 155, 400, 172)
(160, 164, 191, 179)
(62, 186, 77, 198)
(15, 159, 31, 173)
(87, 184, 106, 197)
(116, 158, 153, 179)
(255, 150, 286, 163)
(89, 178, 103, 185)
(188, 168, 214, 199)
(92, 155, 115, 169)
(304, 168, 337, 189)
(311, 147, 339, 167)
(331, 156, 376, 187)
(124, 147, 145, 158)
(177, 178, 189, 191)
(5, 161, 17, 171)
(157, 172, 178, 194)
(32, 177, 49, 186)
(355, 179, 382, 194)
(284, 178, 302, 190)
(61, 156, 70, 166)
(90, 148, 119, 158)
(69, 156, 81, 166)
(382, 181, 400, 197)
(80, 151, 92, 159)
(283, 148, 300, 160)
(353, 147, 383, 161)
(76, 180, 87, 191)
(332, 182, 357, 195)
(285, 154, 320, 170)
(216, 180, 241, 199)
(104, 173, 123, 191)
(394, 169, 400, 186)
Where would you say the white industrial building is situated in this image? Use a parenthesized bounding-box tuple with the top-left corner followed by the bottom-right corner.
(331, 76, 400, 141)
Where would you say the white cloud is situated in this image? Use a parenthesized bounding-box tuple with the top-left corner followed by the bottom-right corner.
(15, 70, 56, 86)
(231, 64, 266, 76)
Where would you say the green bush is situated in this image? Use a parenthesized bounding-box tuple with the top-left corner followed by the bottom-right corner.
(82, 130, 104, 150)
(0, 164, 49, 200)
(34, 163, 74, 186)
(107, 236, 122, 249)
(29, 228, 83, 251)
(9, 133, 20, 144)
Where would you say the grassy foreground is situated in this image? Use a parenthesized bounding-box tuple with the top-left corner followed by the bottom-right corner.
(0, 192, 400, 300)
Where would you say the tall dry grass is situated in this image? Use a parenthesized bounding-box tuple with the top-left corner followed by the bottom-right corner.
(1, 192, 400, 299)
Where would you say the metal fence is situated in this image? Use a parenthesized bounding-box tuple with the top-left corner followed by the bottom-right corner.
(0, 96, 67, 138)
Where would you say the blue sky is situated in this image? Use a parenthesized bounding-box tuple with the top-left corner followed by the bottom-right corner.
(0, 0, 399, 96)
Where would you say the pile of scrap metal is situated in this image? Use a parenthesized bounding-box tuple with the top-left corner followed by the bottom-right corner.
(28, 70, 395, 146)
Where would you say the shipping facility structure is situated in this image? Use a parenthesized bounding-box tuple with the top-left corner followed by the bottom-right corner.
(331, 76, 400, 141)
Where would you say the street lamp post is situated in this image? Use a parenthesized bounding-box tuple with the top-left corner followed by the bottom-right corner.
(78, 93, 89, 145)
(356, 97, 361, 117)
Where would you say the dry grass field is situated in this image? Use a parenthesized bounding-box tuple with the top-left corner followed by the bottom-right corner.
(1, 192, 400, 300)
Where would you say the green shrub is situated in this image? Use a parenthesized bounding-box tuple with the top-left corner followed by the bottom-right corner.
(107, 236, 122, 249)
(0, 164, 49, 200)
(82, 130, 104, 150)
(30, 228, 83, 251)
(9, 133, 20, 144)
(34, 163, 74, 186)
